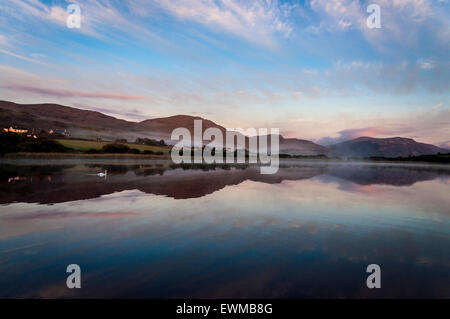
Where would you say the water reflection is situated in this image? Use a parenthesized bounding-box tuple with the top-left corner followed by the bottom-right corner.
(0, 163, 449, 298)
(1, 163, 449, 203)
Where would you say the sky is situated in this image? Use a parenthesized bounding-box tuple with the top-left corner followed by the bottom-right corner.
(0, 0, 449, 146)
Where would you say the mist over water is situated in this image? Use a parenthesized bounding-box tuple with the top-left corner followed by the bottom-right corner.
(0, 163, 449, 298)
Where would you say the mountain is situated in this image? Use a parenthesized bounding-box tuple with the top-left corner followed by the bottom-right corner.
(0, 100, 229, 143)
(0, 100, 327, 155)
(0, 100, 141, 140)
(330, 136, 448, 157)
(1, 100, 446, 157)
(139, 114, 233, 146)
(140, 115, 227, 135)
(248, 134, 329, 156)
(140, 117, 328, 155)
(279, 136, 329, 156)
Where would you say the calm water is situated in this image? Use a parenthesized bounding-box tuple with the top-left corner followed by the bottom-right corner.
(0, 162, 449, 298)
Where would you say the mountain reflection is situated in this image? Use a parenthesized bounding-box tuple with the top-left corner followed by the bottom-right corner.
(0, 163, 449, 204)
(0, 162, 449, 298)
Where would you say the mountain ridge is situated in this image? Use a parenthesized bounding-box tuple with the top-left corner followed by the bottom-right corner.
(0, 100, 447, 157)
(330, 136, 447, 157)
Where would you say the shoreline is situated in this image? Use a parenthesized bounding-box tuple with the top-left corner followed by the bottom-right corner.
(1, 153, 449, 169)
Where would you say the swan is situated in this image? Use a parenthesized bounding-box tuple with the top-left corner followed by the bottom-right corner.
(97, 169, 107, 177)
(87, 169, 108, 178)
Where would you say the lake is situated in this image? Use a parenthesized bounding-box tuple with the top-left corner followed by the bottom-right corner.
(0, 162, 449, 298)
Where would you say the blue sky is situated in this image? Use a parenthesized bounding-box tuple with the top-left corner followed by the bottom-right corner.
(0, 0, 449, 146)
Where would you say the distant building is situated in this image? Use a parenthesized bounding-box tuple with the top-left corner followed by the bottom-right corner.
(4, 126, 28, 134)
(49, 129, 70, 136)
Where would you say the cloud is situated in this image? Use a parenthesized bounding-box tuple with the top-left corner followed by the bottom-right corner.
(0, 1, 448, 147)
(72, 103, 153, 121)
(48, 5, 68, 24)
(0, 34, 9, 46)
(309, 0, 364, 32)
(0, 48, 47, 65)
(308, 0, 450, 55)
(438, 140, 450, 149)
(30, 53, 47, 58)
(316, 126, 391, 145)
(326, 59, 449, 94)
(315, 107, 450, 146)
(155, 0, 296, 48)
(431, 103, 443, 110)
(0, 0, 164, 44)
(418, 59, 435, 69)
(3, 211, 140, 221)
(309, 0, 436, 32)
(4, 84, 145, 101)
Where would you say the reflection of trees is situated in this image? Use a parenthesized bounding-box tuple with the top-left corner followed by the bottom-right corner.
(0, 164, 448, 204)
(169, 163, 247, 171)
(0, 164, 75, 182)
(134, 168, 165, 176)
(85, 164, 140, 175)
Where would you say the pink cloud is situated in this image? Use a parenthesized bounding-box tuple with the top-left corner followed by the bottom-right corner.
(336, 126, 388, 139)
(280, 130, 298, 138)
(3, 211, 140, 221)
(4, 84, 145, 100)
(316, 126, 398, 145)
(438, 140, 450, 149)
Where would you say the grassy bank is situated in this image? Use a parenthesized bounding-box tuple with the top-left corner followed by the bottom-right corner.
(56, 139, 170, 153)
(3, 152, 170, 159)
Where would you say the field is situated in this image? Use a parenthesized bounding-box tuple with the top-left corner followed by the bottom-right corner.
(1, 152, 171, 160)
(56, 139, 171, 153)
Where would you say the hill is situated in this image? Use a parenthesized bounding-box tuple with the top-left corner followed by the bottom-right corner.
(1, 101, 447, 157)
(330, 136, 447, 157)
(279, 136, 330, 156)
(0, 100, 141, 141)
(0, 100, 327, 155)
